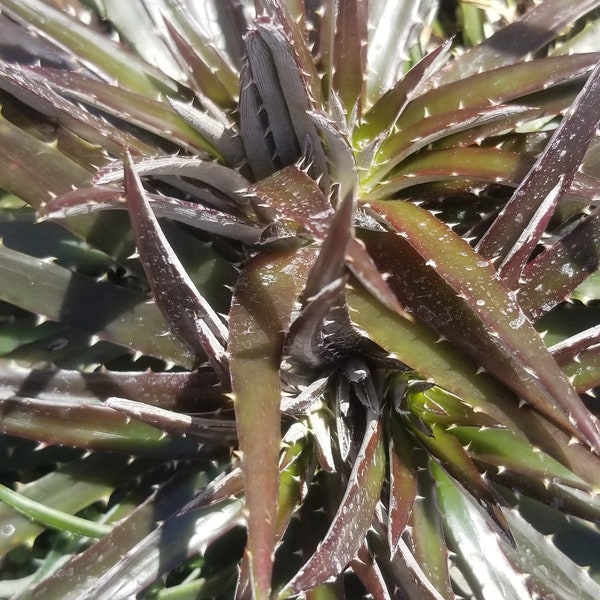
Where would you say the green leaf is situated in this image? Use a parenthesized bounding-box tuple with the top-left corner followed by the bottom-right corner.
(366, 147, 532, 200)
(0, 483, 111, 538)
(19, 468, 241, 600)
(0, 453, 153, 553)
(403, 412, 512, 545)
(355, 39, 451, 144)
(162, 16, 237, 109)
(366, 0, 437, 101)
(399, 53, 600, 131)
(451, 426, 590, 492)
(0, 244, 194, 367)
(0, 111, 90, 208)
(432, 462, 531, 600)
(94, 0, 184, 81)
(365, 200, 600, 453)
(408, 477, 454, 600)
(504, 506, 600, 600)
(366, 105, 530, 188)
(0, 0, 177, 96)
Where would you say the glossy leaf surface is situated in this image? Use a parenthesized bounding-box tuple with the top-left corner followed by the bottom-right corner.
(229, 247, 317, 600)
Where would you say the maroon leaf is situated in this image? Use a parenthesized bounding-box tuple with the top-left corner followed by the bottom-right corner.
(550, 324, 600, 365)
(332, 0, 368, 122)
(20, 66, 218, 156)
(433, 0, 600, 85)
(518, 209, 600, 320)
(351, 543, 392, 600)
(387, 418, 418, 551)
(346, 237, 414, 322)
(105, 397, 236, 444)
(123, 152, 229, 381)
(0, 63, 150, 155)
(0, 365, 225, 413)
(42, 186, 262, 244)
(229, 246, 318, 600)
(248, 166, 334, 239)
(476, 60, 600, 287)
(280, 412, 385, 597)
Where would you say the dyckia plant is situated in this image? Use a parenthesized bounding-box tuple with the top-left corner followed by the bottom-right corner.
(1, 0, 600, 598)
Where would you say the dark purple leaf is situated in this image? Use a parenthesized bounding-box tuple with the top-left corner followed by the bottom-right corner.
(42, 186, 262, 244)
(123, 152, 229, 381)
(105, 397, 236, 444)
(0, 364, 225, 412)
(476, 61, 600, 286)
(281, 412, 385, 596)
(241, 19, 329, 189)
(238, 58, 275, 180)
(518, 209, 600, 320)
(260, 0, 323, 106)
(284, 277, 348, 368)
(283, 189, 357, 367)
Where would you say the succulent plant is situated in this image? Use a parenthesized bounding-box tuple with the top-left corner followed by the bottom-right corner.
(1, 0, 600, 598)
